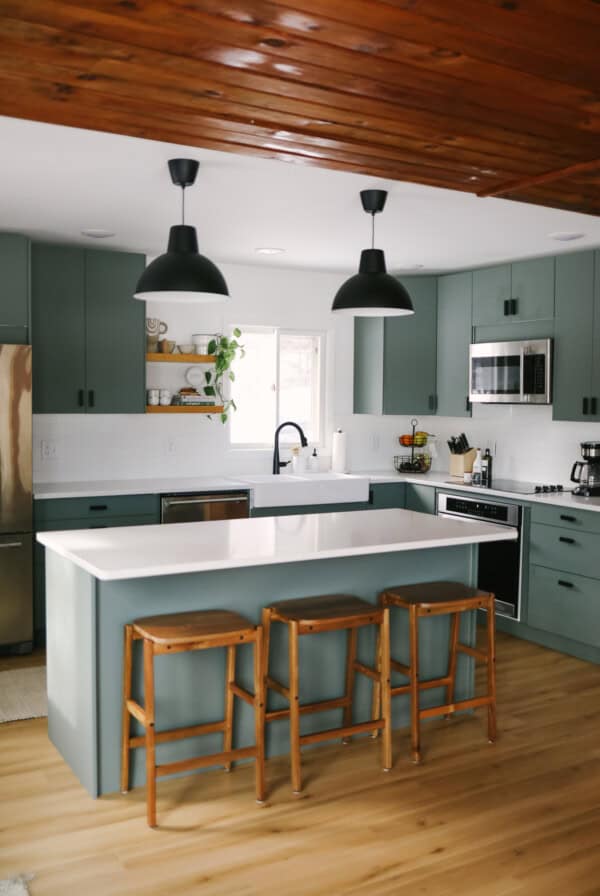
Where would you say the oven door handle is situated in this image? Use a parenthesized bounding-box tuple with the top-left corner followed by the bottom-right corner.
(162, 496, 247, 507)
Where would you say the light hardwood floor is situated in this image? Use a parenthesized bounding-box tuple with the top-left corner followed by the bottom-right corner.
(1, 631, 600, 895)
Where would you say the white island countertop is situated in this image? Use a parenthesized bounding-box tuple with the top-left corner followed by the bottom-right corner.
(37, 507, 516, 581)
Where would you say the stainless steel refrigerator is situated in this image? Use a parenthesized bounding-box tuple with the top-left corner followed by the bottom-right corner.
(0, 344, 33, 652)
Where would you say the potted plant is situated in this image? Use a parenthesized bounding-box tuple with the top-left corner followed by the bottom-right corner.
(203, 329, 244, 423)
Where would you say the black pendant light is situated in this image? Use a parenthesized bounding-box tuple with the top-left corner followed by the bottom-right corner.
(332, 190, 414, 317)
(134, 158, 229, 304)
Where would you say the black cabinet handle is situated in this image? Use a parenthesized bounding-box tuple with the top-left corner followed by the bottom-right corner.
(428, 394, 435, 411)
(559, 536, 575, 544)
(503, 299, 510, 316)
(465, 395, 471, 412)
(510, 298, 518, 315)
(78, 389, 85, 407)
(583, 396, 589, 415)
(89, 504, 108, 512)
(88, 389, 95, 408)
(592, 397, 598, 415)
(560, 514, 576, 522)
(368, 488, 374, 505)
(557, 580, 574, 589)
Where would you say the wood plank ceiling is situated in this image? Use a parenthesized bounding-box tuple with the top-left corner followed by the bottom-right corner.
(0, 0, 599, 215)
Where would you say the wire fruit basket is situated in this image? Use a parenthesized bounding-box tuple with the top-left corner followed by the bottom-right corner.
(394, 418, 434, 473)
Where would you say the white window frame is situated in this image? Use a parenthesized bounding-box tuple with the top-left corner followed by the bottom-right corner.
(229, 325, 326, 449)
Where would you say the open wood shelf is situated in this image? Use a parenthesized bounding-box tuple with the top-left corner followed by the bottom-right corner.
(146, 353, 216, 363)
(146, 405, 223, 414)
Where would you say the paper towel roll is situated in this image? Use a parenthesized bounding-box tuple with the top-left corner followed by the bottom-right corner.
(331, 429, 348, 473)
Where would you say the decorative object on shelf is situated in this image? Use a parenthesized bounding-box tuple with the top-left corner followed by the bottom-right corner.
(185, 366, 205, 388)
(193, 333, 217, 354)
(394, 418, 434, 473)
(202, 329, 244, 423)
(145, 318, 168, 337)
(158, 338, 176, 354)
(146, 388, 159, 406)
(134, 159, 229, 304)
(159, 389, 172, 406)
(332, 190, 414, 317)
(177, 343, 194, 354)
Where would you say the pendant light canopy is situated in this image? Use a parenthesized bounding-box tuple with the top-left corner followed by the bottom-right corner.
(134, 158, 229, 304)
(331, 190, 414, 317)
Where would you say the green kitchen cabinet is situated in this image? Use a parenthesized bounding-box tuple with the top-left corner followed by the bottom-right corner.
(405, 483, 436, 514)
(31, 243, 145, 414)
(436, 271, 472, 417)
(552, 250, 596, 422)
(354, 277, 437, 416)
(369, 482, 406, 508)
(0, 233, 30, 344)
(251, 501, 370, 518)
(472, 258, 554, 328)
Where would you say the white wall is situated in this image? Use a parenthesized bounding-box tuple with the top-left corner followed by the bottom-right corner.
(33, 259, 600, 486)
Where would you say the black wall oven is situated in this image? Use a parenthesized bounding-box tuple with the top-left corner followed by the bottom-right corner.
(436, 492, 523, 620)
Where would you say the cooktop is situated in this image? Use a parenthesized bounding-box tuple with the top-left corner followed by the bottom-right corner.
(445, 478, 564, 495)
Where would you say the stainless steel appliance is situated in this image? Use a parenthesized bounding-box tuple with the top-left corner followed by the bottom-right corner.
(469, 339, 552, 404)
(437, 491, 523, 619)
(161, 492, 250, 524)
(444, 478, 564, 496)
(0, 344, 33, 652)
(571, 441, 600, 497)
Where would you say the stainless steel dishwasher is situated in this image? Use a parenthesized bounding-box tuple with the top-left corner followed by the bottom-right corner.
(161, 492, 250, 524)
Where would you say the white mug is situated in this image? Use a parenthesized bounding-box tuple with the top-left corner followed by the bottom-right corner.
(147, 389, 159, 406)
(159, 389, 172, 406)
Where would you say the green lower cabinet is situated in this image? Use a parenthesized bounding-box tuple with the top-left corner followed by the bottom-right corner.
(251, 501, 370, 518)
(405, 483, 436, 514)
(528, 564, 600, 650)
(369, 482, 406, 508)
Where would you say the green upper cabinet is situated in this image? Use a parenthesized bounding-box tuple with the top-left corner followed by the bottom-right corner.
(553, 250, 595, 422)
(31, 243, 145, 414)
(436, 271, 472, 417)
(473, 258, 554, 328)
(84, 249, 145, 413)
(0, 233, 30, 344)
(354, 276, 437, 416)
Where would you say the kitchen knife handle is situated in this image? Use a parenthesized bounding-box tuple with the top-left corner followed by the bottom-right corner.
(582, 396, 589, 415)
(591, 397, 598, 415)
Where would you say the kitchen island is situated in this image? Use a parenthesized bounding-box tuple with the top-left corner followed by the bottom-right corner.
(38, 508, 516, 797)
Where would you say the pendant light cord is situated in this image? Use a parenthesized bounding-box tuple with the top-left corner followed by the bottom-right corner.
(181, 186, 186, 225)
(371, 212, 375, 249)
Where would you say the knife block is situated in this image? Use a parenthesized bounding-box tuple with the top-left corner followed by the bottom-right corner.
(449, 448, 477, 477)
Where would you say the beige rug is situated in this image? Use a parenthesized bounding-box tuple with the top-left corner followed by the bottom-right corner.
(0, 876, 32, 895)
(0, 666, 47, 723)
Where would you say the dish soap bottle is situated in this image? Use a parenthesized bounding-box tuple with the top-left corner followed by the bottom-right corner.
(309, 448, 319, 472)
(481, 448, 493, 487)
(472, 448, 483, 486)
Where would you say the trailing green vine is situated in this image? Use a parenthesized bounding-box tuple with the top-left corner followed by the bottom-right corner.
(203, 328, 245, 423)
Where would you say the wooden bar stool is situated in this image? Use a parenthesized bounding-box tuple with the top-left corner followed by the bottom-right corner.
(261, 594, 392, 794)
(373, 581, 496, 764)
(120, 609, 265, 827)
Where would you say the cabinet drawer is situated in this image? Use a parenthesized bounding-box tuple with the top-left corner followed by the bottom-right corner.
(34, 494, 159, 524)
(530, 523, 600, 579)
(530, 502, 600, 534)
(528, 564, 600, 648)
(36, 514, 158, 532)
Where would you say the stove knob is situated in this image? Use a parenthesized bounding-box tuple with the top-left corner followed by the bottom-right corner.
(550, 485, 557, 492)
(543, 486, 550, 492)
(557, 485, 564, 491)
(535, 486, 542, 493)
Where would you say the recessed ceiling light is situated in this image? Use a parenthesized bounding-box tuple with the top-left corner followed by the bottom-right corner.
(255, 247, 285, 255)
(81, 228, 115, 239)
(548, 231, 585, 242)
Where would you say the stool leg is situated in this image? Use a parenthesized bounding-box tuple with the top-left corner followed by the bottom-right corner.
(253, 626, 266, 804)
(487, 596, 497, 744)
(445, 612, 460, 720)
(261, 606, 272, 699)
(120, 624, 134, 794)
(223, 646, 236, 771)
(370, 597, 383, 739)
(342, 626, 357, 743)
(409, 605, 421, 764)
(289, 621, 302, 794)
(380, 608, 392, 772)
(143, 637, 157, 828)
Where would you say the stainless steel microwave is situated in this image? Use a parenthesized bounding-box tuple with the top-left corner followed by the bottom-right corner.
(469, 339, 552, 404)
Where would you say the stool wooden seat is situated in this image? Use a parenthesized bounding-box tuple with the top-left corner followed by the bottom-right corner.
(373, 581, 496, 764)
(121, 609, 265, 827)
(262, 594, 391, 794)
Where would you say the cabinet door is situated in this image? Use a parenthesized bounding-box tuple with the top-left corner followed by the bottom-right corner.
(553, 251, 594, 422)
(383, 277, 437, 415)
(85, 249, 146, 413)
(436, 271, 472, 417)
(511, 256, 554, 322)
(405, 483, 436, 514)
(0, 233, 29, 330)
(353, 318, 383, 414)
(472, 264, 511, 327)
(31, 244, 86, 413)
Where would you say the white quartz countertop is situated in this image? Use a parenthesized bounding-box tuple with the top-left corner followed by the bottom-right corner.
(36, 507, 516, 581)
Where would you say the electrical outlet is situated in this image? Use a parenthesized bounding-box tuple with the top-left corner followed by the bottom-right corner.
(41, 440, 57, 460)
(370, 433, 380, 451)
(166, 438, 177, 456)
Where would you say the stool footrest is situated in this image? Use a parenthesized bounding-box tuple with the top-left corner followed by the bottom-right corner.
(300, 719, 384, 747)
(266, 695, 349, 723)
(129, 719, 226, 749)
(390, 659, 410, 677)
(420, 694, 493, 720)
(457, 643, 488, 662)
(126, 699, 146, 725)
(156, 744, 257, 778)
(353, 660, 378, 682)
(266, 676, 290, 700)
(230, 683, 255, 706)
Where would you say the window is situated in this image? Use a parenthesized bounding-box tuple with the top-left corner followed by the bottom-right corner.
(230, 327, 324, 446)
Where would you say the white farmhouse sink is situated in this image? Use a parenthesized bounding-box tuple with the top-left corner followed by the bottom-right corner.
(236, 473, 370, 509)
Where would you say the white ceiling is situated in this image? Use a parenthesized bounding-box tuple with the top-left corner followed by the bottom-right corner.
(1, 115, 599, 274)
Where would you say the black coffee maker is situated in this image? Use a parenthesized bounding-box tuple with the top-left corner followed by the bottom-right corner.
(571, 442, 600, 496)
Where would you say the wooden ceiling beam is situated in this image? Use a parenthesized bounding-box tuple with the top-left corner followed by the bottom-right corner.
(479, 158, 600, 199)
